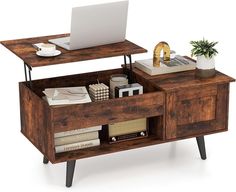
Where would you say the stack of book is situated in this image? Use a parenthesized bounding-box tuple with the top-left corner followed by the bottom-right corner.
(43, 86, 91, 106)
(135, 55, 196, 76)
(54, 126, 102, 153)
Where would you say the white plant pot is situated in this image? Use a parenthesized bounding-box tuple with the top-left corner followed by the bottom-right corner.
(196, 55, 215, 70)
(196, 55, 216, 78)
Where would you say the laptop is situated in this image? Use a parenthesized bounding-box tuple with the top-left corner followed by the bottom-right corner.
(49, 0, 129, 50)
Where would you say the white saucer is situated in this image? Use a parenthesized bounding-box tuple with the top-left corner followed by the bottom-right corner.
(36, 50, 61, 57)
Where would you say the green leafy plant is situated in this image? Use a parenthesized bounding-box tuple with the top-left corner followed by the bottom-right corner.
(190, 39, 218, 58)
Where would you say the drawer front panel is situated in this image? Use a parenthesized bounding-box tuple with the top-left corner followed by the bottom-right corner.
(52, 91, 164, 133)
(176, 121, 217, 137)
(166, 84, 229, 139)
(176, 96, 216, 126)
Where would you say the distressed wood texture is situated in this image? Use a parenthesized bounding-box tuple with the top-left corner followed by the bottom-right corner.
(52, 91, 164, 133)
(55, 136, 165, 163)
(54, 129, 227, 163)
(132, 64, 235, 91)
(165, 83, 231, 139)
(132, 66, 235, 139)
(176, 96, 216, 125)
(1, 34, 147, 68)
(16, 49, 234, 164)
(19, 65, 234, 163)
(19, 83, 55, 162)
(23, 67, 164, 133)
(19, 67, 165, 163)
(165, 92, 177, 139)
(148, 116, 165, 140)
(176, 85, 217, 126)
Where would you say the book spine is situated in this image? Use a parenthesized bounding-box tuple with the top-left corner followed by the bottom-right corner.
(54, 126, 102, 138)
(55, 139, 100, 153)
(54, 131, 99, 146)
(134, 61, 152, 75)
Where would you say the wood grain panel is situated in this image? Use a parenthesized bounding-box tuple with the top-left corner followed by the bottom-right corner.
(165, 82, 231, 139)
(148, 116, 165, 140)
(52, 91, 164, 133)
(215, 83, 229, 130)
(176, 121, 217, 138)
(176, 85, 217, 100)
(54, 127, 227, 163)
(165, 92, 177, 139)
(17, 61, 233, 164)
(54, 136, 165, 163)
(176, 96, 216, 125)
(132, 65, 235, 92)
(1, 34, 147, 68)
(19, 83, 55, 162)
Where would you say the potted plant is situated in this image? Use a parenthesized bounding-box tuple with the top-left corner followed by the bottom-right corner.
(190, 39, 218, 78)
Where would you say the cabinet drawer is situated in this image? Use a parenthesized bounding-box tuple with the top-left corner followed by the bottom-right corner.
(166, 84, 229, 139)
(52, 91, 164, 133)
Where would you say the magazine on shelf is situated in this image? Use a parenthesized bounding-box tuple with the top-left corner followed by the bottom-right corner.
(43, 86, 91, 106)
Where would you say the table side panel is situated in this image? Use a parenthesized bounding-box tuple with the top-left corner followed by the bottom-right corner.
(19, 83, 55, 161)
(215, 83, 229, 131)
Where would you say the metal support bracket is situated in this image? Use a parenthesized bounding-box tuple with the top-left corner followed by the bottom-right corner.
(123, 54, 134, 83)
(24, 62, 32, 88)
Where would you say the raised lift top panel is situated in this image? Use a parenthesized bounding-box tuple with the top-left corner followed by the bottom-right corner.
(1, 34, 147, 68)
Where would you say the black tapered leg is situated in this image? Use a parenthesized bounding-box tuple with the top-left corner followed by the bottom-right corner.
(196, 136, 207, 160)
(43, 156, 49, 164)
(66, 160, 76, 187)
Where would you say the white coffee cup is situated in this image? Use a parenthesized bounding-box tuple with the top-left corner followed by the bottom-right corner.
(40, 43, 56, 54)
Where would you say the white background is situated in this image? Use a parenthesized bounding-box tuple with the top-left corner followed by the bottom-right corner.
(0, 0, 236, 191)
